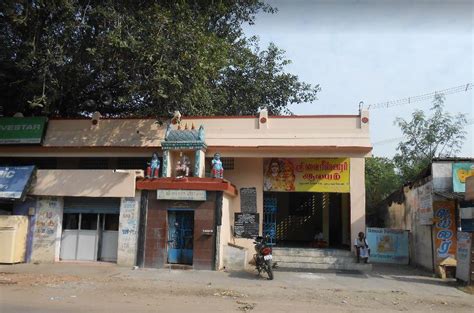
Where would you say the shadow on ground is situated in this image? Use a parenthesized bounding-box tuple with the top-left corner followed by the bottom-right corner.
(226, 270, 273, 281)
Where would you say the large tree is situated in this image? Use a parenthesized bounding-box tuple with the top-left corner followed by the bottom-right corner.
(365, 156, 401, 214)
(393, 93, 468, 181)
(0, 0, 320, 117)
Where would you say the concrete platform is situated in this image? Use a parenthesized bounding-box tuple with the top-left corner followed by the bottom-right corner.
(272, 247, 372, 272)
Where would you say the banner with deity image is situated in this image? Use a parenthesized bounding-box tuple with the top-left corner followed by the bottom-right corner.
(452, 163, 474, 192)
(263, 158, 350, 193)
(366, 227, 409, 264)
(433, 201, 457, 263)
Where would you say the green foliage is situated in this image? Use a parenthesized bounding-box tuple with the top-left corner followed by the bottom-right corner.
(393, 94, 467, 181)
(365, 157, 401, 213)
(0, 0, 320, 117)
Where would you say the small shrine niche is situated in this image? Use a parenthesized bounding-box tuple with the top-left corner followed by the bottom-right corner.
(161, 120, 207, 178)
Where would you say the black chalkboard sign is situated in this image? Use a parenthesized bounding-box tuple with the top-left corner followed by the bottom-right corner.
(240, 187, 257, 213)
(234, 213, 259, 238)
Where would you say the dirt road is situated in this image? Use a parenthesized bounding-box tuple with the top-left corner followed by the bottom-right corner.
(1, 263, 473, 312)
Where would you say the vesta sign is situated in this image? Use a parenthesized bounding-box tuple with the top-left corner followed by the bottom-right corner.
(0, 117, 48, 144)
(0, 124, 41, 131)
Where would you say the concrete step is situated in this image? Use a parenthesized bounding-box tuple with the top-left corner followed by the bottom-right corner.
(276, 261, 372, 272)
(273, 255, 356, 264)
(272, 248, 352, 258)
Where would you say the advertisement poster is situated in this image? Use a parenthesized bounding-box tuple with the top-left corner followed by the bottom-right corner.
(417, 182, 433, 225)
(366, 227, 409, 264)
(433, 201, 457, 262)
(263, 158, 350, 193)
(452, 163, 474, 192)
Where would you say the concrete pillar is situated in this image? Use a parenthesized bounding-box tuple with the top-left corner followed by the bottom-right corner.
(350, 158, 366, 251)
(31, 197, 63, 263)
(195, 149, 206, 178)
(117, 191, 141, 267)
(162, 150, 171, 177)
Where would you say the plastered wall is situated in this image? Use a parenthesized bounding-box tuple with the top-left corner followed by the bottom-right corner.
(224, 158, 263, 259)
(383, 182, 434, 271)
(218, 194, 232, 269)
(30, 197, 63, 263)
(350, 157, 366, 251)
(117, 192, 141, 266)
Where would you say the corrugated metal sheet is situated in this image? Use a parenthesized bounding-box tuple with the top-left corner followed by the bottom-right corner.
(433, 191, 465, 200)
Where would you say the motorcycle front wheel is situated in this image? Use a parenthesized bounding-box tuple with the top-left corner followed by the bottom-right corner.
(265, 260, 274, 280)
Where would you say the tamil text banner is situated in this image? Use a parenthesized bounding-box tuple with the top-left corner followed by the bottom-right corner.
(263, 158, 350, 193)
(433, 201, 457, 263)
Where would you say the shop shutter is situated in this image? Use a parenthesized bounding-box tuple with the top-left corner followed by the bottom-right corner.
(63, 197, 120, 214)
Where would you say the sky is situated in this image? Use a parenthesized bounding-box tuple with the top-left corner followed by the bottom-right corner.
(243, 0, 473, 158)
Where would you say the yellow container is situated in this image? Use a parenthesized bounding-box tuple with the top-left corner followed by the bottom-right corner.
(0, 216, 28, 263)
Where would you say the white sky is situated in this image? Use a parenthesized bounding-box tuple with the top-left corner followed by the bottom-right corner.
(243, 0, 473, 158)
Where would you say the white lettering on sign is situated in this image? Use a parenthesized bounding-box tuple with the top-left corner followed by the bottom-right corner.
(157, 189, 206, 201)
(0, 169, 15, 178)
(0, 124, 41, 131)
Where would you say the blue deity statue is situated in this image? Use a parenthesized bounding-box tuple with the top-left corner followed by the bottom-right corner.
(146, 152, 160, 179)
(211, 153, 223, 179)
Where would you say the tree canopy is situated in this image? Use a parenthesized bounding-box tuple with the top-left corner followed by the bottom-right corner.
(0, 0, 320, 117)
(393, 93, 467, 181)
(365, 94, 468, 212)
(365, 156, 401, 214)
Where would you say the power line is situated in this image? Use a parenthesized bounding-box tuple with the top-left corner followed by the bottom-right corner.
(372, 118, 474, 146)
(367, 83, 472, 110)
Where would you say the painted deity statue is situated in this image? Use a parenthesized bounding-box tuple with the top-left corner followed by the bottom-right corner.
(175, 154, 191, 177)
(146, 152, 160, 179)
(211, 153, 224, 179)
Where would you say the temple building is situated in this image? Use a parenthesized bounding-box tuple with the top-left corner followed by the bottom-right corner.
(0, 109, 371, 270)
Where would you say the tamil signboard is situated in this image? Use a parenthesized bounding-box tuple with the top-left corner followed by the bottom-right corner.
(453, 163, 474, 193)
(240, 187, 257, 213)
(417, 182, 433, 225)
(366, 227, 409, 264)
(433, 201, 457, 262)
(0, 117, 48, 144)
(234, 213, 259, 238)
(156, 189, 206, 201)
(0, 166, 36, 199)
(263, 158, 350, 193)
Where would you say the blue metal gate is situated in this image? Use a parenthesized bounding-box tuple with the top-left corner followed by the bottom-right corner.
(263, 197, 277, 246)
(167, 210, 194, 264)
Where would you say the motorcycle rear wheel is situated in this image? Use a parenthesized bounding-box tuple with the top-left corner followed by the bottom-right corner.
(265, 260, 274, 280)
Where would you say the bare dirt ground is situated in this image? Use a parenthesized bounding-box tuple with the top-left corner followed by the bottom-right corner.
(1, 263, 473, 313)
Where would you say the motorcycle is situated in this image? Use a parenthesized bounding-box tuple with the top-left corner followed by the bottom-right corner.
(253, 236, 274, 280)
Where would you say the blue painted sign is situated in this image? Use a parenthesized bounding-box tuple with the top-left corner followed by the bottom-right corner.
(366, 227, 409, 264)
(0, 166, 36, 199)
